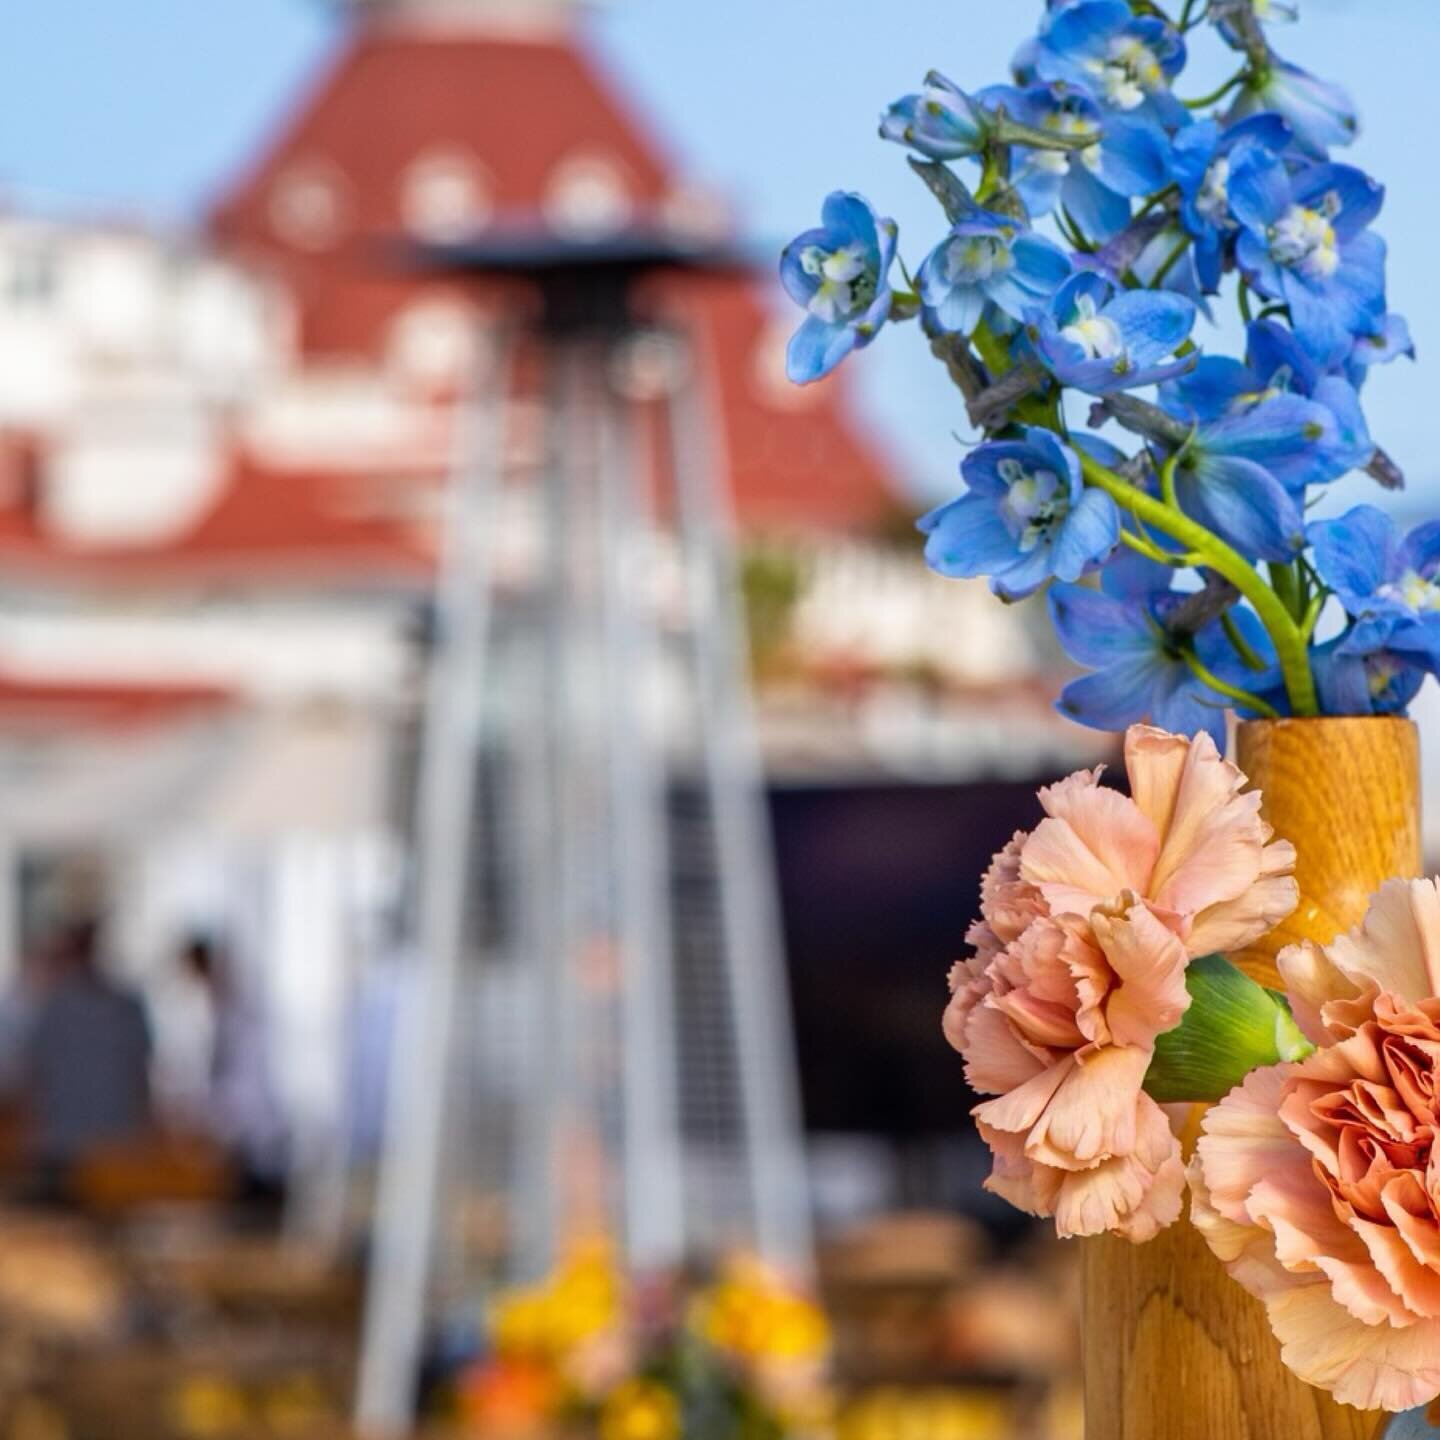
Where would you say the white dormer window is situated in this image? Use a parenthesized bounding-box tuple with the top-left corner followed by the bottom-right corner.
(402, 148, 494, 242)
(387, 297, 482, 389)
(269, 161, 349, 251)
(7, 245, 58, 309)
(544, 152, 634, 238)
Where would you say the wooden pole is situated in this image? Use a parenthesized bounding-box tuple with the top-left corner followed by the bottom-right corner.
(1082, 716, 1421, 1440)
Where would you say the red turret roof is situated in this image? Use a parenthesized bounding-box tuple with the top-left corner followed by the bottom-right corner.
(0, 434, 430, 588)
(206, 16, 899, 537)
(0, 13, 901, 594)
(212, 25, 673, 250)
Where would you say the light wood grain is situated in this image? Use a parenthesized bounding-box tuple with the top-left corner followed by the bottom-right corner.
(1083, 717, 1421, 1440)
(1232, 716, 1421, 989)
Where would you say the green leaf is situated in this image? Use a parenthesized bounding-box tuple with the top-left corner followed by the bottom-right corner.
(1143, 953, 1313, 1104)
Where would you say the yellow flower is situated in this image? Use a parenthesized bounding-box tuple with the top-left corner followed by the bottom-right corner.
(694, 1258, 830, 1364)
(489, 1236, 625, 1362)
(599, 1379, 680, 1440)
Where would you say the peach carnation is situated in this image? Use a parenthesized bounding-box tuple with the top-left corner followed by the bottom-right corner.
(945, 724, 1298, 1242)
(1189, 878, 1440, 1412)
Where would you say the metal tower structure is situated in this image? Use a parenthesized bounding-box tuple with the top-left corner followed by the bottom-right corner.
(354, 234, 813, 1434)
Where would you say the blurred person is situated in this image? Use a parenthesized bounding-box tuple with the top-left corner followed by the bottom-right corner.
(0, 938, 52, 1098)
(21, 916, 152, 1187)
(178, 933, 288, 1204)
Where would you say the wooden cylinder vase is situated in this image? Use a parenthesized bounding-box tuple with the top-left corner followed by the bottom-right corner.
(1082, 716, 1422, 1440)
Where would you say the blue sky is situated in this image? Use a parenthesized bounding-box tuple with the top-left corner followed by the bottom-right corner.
(0, 0, 1429, 514)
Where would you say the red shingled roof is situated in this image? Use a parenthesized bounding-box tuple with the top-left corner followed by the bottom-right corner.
(205, 17, 899, 537)
(0, 435, 431, 587)
(212, 26, 673, 250)
(1, 16, 901, 592)
(0, 674, 232, 733)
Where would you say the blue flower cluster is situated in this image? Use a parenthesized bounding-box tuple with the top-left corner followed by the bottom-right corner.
(780, 0, 1421, 736)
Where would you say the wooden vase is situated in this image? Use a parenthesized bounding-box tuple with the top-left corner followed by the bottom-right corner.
(1082, 716, 1422, 1440)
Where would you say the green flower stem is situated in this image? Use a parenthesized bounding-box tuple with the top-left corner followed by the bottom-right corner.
(1119, 530, 1202, 567)
(1268, 560, 1302, 621)
(1221, 611, 1268, 673)
(1151, 232, 1193, 287)
(975, 148, 1005, 204)
(1134, 184, 1179, 221)
(1059, 205, 1097, 254)
(1238, 277, 1254, 324)
(991, 118, 1099, 153)
(1079, 451, 1320, 716)
(1183, 72, 1247, 109)
(1182, 647, 1281, 719)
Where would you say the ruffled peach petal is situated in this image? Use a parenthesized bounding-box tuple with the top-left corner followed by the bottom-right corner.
(1088, 899, 1191, 1050)
(1055, 917, 1113, 1046)
(1024, 1045, 1150, 1169)
(978, 832, 1047, 946)
(1351, 1217, 1440, 1319)
(1138, 728, 1269, 919)
(1382, 1175, 1440, 1274)
(1023, 771, 1159, 916)
(1248, 1165, 1363, 1278)
(1325, 878, 1440, 1007)
(1050, 1101, 1182, 1241)
(971, 1055, 1073, 1137)
(1277, 938, 1365, 1045)
(1193, 1065, 1297, 1226)
(1187, 853, 1299, 957)
(992, 987, 1085, 1050)
(1312, 1251, 1422, 1327)
(941, 965, 988, 1054)
(1133, 1091, 1184, 1172)
(978, 1125, 1052, 1219)
(1122, 724, 1191, 840)
(1188, 1151, 1272, 1268)
(957, 1001, 1051, 1095)
(1112, 1149, 1186, 1243)
(1050, 1155, 1148, 1239)
(1263, 1283, 1440, 1412)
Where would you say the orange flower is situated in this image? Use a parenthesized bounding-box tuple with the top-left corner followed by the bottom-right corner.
(1190, 879, 1440, 1412)
(946, 725, 1297, 1241)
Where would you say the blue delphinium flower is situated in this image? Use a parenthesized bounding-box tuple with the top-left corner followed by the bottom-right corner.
(919, 427, 1119, 600)
(1030, 0, 1186, 127)
(1314, 640, 1427, 718)
(918, 212, 1070, 335)
(1229, 152, 1385, 364)
(880, 72, 991, 160)
(1231, 60, 1358, 154)
(1169, 113, 1292, 292)
(983, 83, 1168, 241)
(779, 192, 898, 384)
(1308, 505, 1440, 667)
(1048, 576, 1276, 750)
(1032, 270, 1196, 394)
(1150, 383, 1347, 561)
(1344, 313, 1415, 390)
(1162, 318, 1373, 478)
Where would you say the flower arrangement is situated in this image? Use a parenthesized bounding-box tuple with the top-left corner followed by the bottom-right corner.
(941, 722, 1440, 1417)
(458, 1241, 833, 1440)
(780, 0, 1429, 748)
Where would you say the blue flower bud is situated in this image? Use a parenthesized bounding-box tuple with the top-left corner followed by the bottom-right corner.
(1246, 59, 1358, 153)
(880, 72, 990, 160)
